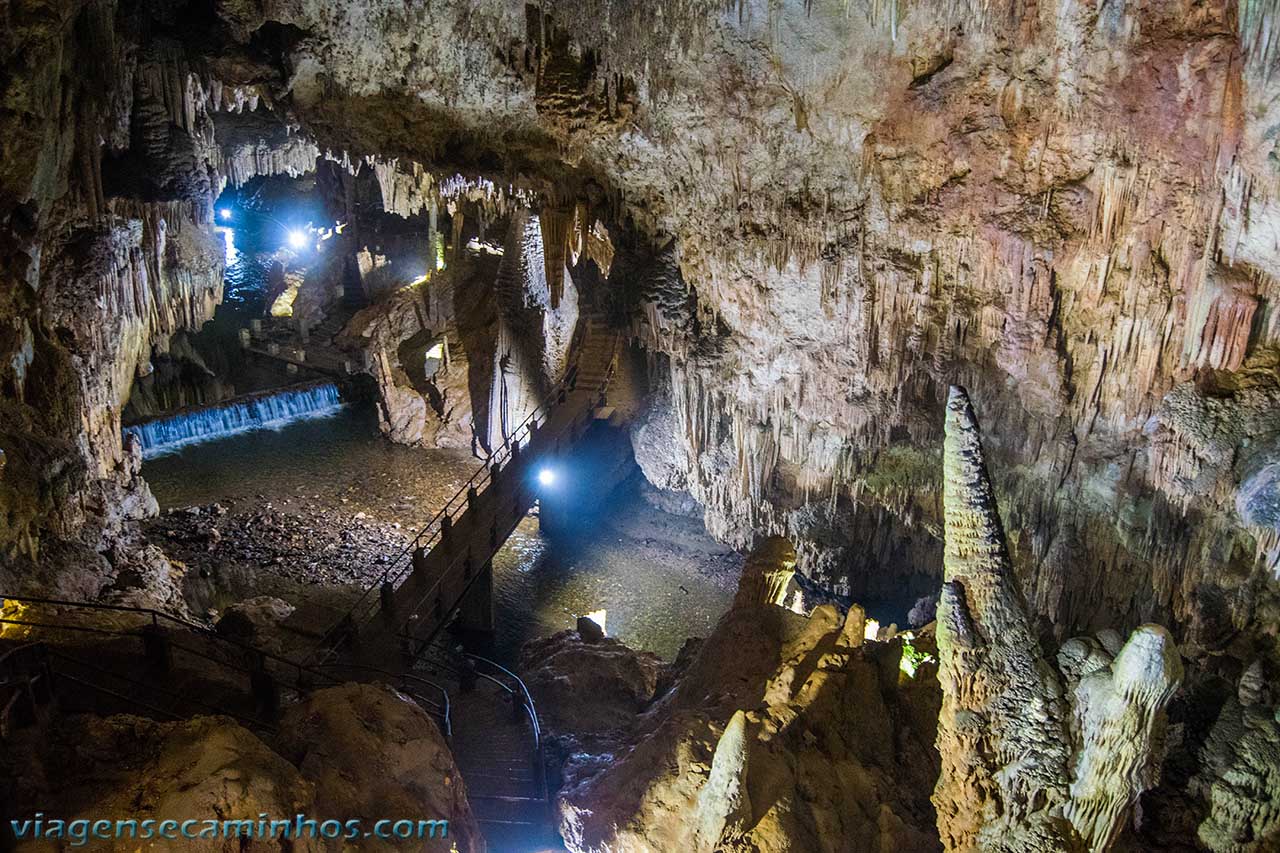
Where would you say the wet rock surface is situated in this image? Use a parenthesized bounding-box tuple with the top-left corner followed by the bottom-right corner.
(535, 600, 943, 853)
(278, 683, 483, 853)
(150, 502, 406, 593)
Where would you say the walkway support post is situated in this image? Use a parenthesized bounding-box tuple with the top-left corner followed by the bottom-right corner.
(141, 622, 172, 675)
(250, 653, 279, 720)
(457, 559, 495, 635)
(380, 580, 396, 622)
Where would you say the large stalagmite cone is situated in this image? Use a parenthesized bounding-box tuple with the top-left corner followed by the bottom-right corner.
(933, 385, 1074, 853)
(734, 536, 797, 608)
(691, 709, 755, 851)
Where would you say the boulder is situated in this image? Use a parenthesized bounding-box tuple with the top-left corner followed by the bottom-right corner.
(276, 683, 482, 853)
(3, 714, 319, 852)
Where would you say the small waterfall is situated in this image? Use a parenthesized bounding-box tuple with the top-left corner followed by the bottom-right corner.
(124, 383, 345, 457)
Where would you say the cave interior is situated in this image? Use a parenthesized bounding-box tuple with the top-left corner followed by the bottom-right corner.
(1, 1, 1280, 851)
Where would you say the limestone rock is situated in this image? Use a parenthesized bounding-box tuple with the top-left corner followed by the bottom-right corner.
(732, 535, 798, 608)
(216, 595, 297, 652)
(1193, 696, 1280, 852)
(276, 682, 482, 853)
(520, 629, 667, 739)
(934, 385, 1074, 852)
(934, 387, 1184, 852)
(1065, 626, 1184, 851)
(547, 602, 943, 853)
(575, 614, 605, 642)
(3, 713, 320, 852)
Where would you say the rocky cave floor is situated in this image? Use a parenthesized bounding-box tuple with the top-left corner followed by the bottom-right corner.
(139, 448, 742, 655)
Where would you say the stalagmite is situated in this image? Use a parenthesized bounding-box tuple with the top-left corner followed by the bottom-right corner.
(733, 536, 797, 608)
(1065, 625, 1183, 851)
(691, 710, 754, 851)
(539, 205, 573, 308)
(934, 384, 1074, 852)
(934, 386, 1184, 852)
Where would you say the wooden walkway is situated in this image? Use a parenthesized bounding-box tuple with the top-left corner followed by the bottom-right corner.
(306, 312, 617, 851)
(328, 313, 618, 664)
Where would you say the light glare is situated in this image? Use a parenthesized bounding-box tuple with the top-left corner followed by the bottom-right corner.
(584, 609, 607, 635)
(537, 468, 556, 486)
(287, 230, 308, 250)
(218, 207, 232, 220)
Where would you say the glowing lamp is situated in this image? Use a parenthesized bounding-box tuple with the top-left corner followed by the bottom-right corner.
(583, 609, 607, 635)
(218, 207, 232, 221)
(287, 230, 308, 250)
(537, 468, 556, 487)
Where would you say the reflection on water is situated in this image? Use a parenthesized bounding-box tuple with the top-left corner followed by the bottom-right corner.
(490, 489, 738, 661)
(143, 403, 737, 661)
(142, 404, 474, 519)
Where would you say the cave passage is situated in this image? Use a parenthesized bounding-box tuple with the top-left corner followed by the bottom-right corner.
(11, 3, 1280, 848)
(141, 397, 737, 660)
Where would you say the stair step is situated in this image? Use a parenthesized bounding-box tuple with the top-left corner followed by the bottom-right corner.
(477, 820, 563, 853)
(470, 796, 550, 825)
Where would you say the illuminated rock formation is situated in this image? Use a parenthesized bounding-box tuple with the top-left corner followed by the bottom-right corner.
(934, 385, 1074, 852)
(935, 386, 1185, 852)
(732, 535, 798, 608)
(543, 601, 943, 853)
(277, 683, 483, 853)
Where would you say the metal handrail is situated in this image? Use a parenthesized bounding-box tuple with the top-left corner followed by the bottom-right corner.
(0, 643, 50, 737)
(390, 398, 604, 646)
(0, 642, 46, 669)
(0, 594, 340, 690)
(317, 361, 582, 653)
(46, 647, 276, 732)
(315, 316, 616, 659)
(465, 653, 548, 802)
(313, 662, 452, 739)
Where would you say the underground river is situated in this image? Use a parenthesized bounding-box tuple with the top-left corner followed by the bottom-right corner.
(140, 400, 739, 661)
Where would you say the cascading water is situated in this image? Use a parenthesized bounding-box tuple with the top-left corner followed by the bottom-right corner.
(123, 383, 345, 457)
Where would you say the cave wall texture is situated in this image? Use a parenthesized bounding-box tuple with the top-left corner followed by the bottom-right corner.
(3, 0, 1280, 652)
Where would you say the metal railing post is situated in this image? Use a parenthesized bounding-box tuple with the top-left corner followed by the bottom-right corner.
(141, 623, 172, 675)
(380, 580, 396, 621)
(441, 515, 453, 555)
(250, 653, 279, 720)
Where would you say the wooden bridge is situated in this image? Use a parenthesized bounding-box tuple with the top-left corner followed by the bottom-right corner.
(0, 312, 623, 852)
(316, 312, 620, 663)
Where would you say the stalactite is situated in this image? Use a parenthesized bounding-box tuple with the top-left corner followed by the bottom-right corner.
(539, 204, 572, 308)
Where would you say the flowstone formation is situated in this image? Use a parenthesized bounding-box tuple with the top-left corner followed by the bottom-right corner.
(527, 537, 943, 853)
(934, 386, 1183, 852)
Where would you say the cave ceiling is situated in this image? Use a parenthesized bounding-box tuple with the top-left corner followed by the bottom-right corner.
(3, 0, 1280, 644)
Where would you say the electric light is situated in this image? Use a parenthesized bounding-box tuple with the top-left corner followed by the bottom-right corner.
(218, 207, 232, 220)
(583, 609, 607, 635)
(287, 229, 308, 250)
(537, 468, 556, 487)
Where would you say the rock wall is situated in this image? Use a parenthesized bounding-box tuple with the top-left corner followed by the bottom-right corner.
(933, 386, 1183, 851)
(0, 0, 344, 591)
(524, 547, 943, 853)
(158, 0, 1280, 646)
(3, 683, 483, 853)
